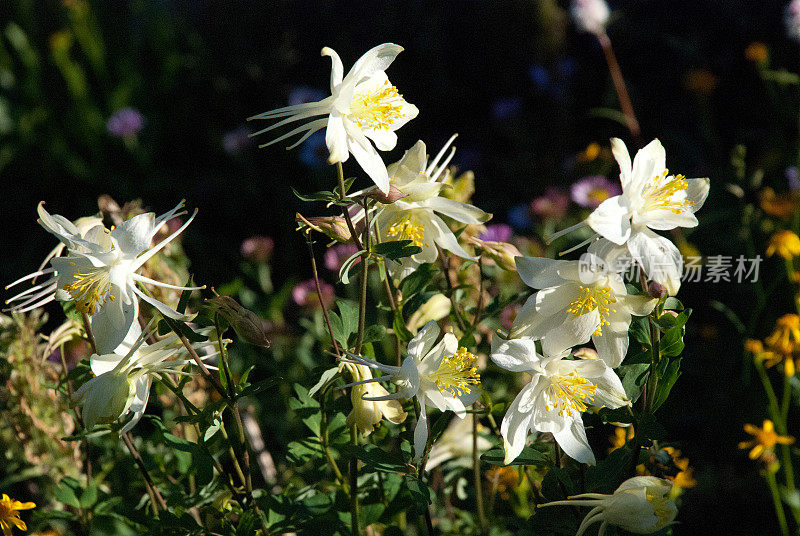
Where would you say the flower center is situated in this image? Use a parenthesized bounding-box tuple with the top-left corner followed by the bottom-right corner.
(64, 264, 115, 315)
(386, 215, 426, 248)
(350, 80, 406, 131)
(641, 170, 691, 214)
(428, 347, 481, 397)
(587, 188, 610, 204)
(646, 492, 674, 530)
(546, 370, 597, 417)
(0, 499, 10, 519)
(566, 286, 616, 336)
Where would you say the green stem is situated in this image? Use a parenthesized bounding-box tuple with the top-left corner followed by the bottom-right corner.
(473, 413, 488, 535)
(349, 423, 360, 536)
(766, 469, 790, 536)
(355, 198, 370, 354)
(336, 162, 363, 250)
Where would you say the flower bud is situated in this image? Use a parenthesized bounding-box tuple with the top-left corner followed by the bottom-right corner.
(647, 281, 668, 299)
(296, 213, 352, 243)
(73, 370, 133, 429)
(366, 185, 407, 204)
(344, 362, 407, 436)
(406, 294, 451, 334)
(205, 295, 271, 348)
(470, 237, 522, 272)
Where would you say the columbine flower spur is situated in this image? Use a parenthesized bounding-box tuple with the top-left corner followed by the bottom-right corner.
(548, 138, 709, 294)
(340, 320, 481, 459)
(249, 43, 419, 193)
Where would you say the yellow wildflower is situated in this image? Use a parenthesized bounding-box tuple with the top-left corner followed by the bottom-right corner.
(485, 466, 519, 500)
(745, 42, 768, 63)
(767, 230, 800, 260)
(739, 420, 795, 460)
(760, 188, 800, 220)
(608, 425, 634, 453)
(579, 142, 601, 163)
(765, 314, 800, 355)
(0, 494, 36, 536)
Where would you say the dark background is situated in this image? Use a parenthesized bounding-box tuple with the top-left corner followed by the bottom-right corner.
(1, 0, 797, 533)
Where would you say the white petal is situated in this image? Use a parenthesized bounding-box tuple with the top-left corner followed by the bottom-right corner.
(131, 285, 192, 321)
(541, 310, 599, 357)
(428, 213, 477, 260)
(364, 128, 398, 152)
(610, 137, 633, 191)
(500, 384, 536, 464)
(112, 212, 156, 257)
(388, 140, 427, 186)
(321, 46, 344, 91)
(345, 122, 389, 193)
(426, 196, 492, 224)
(586, 196, 631, 245)
(491, 336, 540, 372)
(630, 139, 666, 195)
(348, 43, 404, 87)
(326, 110, 349, 163)
(591, 308, 631, 367)
(408, 320, 441, 362)
(553, 417, 596, 464)
(413, 401, 428, 460)
(686, 177, 710, 213)
(627, 228, 682, 295)
(618, 293, 657, 317)
(92, 296, 139, 355)
(120, 375, 152, 434)
(516, 257, 569, 289)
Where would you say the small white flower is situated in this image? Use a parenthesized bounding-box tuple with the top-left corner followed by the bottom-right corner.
(490, 336, 628, 465)
(511, 240, 656, 367)
(372, 137, 492, 278)
(341, 320, 481, 459)
(249, 43, 419, 193)
(540, 476, 678, 535)
(549, 138, 709, 294)
(74, 322, 218, 433)
(571, 0, 610, 36)
(5, 201, 203, 354)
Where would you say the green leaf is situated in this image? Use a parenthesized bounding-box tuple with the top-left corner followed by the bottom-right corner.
(651, 358, 682, 412)
(344, 444, 408, 474)
(80, 483, 99, 509)
(399, 263, 438, 298)
(373, 240, 422, 261)
(54, 478, 81, 508)
(619, 363, 650, 402)
(288, 384, 322, 437)
(629, 316, 652, 347)
(177, 275, 196, 314)
(238, 376, 281, 398)
(662, 297, 684, 311)
(308, 366, 340, 397)
(480, 446, 548, 466)
(362, 324, 386, 344)
(404, 476, 432, 508)
(337, 300, 359, 341)
(291, 187, 337, 203)
(659, 326, 685, 358)
(157, 315, 208, 343)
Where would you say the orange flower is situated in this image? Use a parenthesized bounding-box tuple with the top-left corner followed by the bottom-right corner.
(765, 314, 800, 355)
(760, 188, 800, 220)
(739, 420, 795, 460)
(0, 494, 36, 536)
(745, 42, 768, 63)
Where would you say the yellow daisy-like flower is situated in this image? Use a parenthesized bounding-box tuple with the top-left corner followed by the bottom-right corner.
(608, 425, 634, 453)
(0, 494, 36, 536)
(765, 314, 800, 356)
(738, 420, 795, 461)
(766, 230, 800, 260)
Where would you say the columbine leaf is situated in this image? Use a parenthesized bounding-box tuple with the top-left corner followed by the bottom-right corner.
(480, 446, 548, 466)
(372, 240, 422, 261)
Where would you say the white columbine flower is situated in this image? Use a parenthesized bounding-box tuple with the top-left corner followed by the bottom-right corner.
(74, 323, 218, 433)
(511, 240, 656, 367)
(49, 201, 201, 353)
(540, 476, 678, 535)
(249, 43, 419, 193)
(490, 336, 628, 465)
(372, 137, 492, 278)
(571, 0, 610, 36)
(341, 320, 481, 459)
(549, 138, 709, 295)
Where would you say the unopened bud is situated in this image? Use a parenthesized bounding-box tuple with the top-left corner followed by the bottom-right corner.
(647, 281, 668, 299)
(406, 294, 451, 334)
(206, 295, 271, 348)
(366, 185, 407, 204)
(470, 237, 522, 272)
(296, 213, 352, 243)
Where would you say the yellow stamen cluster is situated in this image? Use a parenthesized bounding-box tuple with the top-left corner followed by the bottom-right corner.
(566, 285, 616, 336)
(766, 230, 800, 260)
(645, 491, 675, 530)
(351, 81, 406, 131)
(641, 170, 692, 214)
(64, 265, 115, 314)
(739, 419, 795, 461)
(547, 370, 597, 417)
(387, 216, 426, 248)
(429, 347, 481, 397)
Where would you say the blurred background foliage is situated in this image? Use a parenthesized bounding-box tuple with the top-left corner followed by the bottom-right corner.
(2, 0, 800, 533)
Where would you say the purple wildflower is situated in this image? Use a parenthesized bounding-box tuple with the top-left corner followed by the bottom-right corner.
(480, 224, 513, 243)
(570, 175, 621, 208)
(530, 187, 570, 220)
(106, 107, 144, 137)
